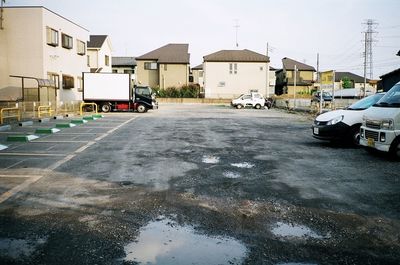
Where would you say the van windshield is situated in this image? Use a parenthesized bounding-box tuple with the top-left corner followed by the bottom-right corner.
(347, 93, 384, 110)
(374, 84, 400, 107)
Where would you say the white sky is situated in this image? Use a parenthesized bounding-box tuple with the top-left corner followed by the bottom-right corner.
(5, 0, 400, 78)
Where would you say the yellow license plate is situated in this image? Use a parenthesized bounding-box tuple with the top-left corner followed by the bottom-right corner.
(367, 138, 375, 147)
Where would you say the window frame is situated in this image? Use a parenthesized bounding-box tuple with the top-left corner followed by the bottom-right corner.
(105, 55, 110, 66)
(76, 39, 86, 55)
(62, 75, 75, 89)
(61, 33, 73, 49)
(46, 27, 59, 47)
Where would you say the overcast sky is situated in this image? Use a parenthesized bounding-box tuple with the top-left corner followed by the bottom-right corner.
(5, 0, 400, 78)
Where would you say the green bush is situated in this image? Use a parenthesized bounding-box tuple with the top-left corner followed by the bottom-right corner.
(156, 84, 200, 98)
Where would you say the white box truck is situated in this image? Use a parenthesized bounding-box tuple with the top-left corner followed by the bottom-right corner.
(360, 82, 400, 159)
(83, 72, 158, 113)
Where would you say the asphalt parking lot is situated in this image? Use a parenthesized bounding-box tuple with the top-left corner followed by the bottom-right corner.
(0, 104, 399, 265)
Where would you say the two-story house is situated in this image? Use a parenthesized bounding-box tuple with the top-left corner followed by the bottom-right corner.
(135, 43, 190, 89)
(203, 49, 270, 99)
(275, 57, 316, 95)
(0, 6, 89, 103)
(112, 56, 137, 82)
(87, 35, 112, 73)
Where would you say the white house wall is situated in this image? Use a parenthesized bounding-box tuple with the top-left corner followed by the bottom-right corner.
(0, 7, 89, 103)
(204, 62, 268, 98)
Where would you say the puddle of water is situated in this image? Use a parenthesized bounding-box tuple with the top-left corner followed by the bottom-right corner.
(271, 222, 326, 239)
(123, 217, 247, 264)
(202, 155, 220, 164)
(231, 162, 255, 169)
(0, 237, 46, 259)
(223, 171, 241, 179)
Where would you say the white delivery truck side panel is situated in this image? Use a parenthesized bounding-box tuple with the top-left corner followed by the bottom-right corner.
(83, 73, 131, 101)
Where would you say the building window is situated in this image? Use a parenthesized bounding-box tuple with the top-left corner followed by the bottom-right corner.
(87, 55, 90, 67)
(47, 73, 59, 89)
(199, 71, 204, 78)
(77, 40, 86, 55)
(61, 33, 73, 49)
(105, 55, 110, 66)
(112, 69, 118, 73)
(62, 75, 74, 89)
(229, 63, 237, 74)
(46, 27, 59, 47)
(77, 77, 83, 92)
(144, 62, 158, 70)
(124, 69, 134, 74)
(164, 64, 167, 71)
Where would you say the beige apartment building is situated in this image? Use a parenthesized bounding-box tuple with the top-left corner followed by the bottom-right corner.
(136, 44, 190, 88)
(0, 6, 89, 104)
(87, 35, 113, 73)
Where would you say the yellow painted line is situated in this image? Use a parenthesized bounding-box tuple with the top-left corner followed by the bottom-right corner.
(0, 175, 42, 204)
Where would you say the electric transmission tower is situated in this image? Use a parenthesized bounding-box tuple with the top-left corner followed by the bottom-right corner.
(362, 19, 378, 80)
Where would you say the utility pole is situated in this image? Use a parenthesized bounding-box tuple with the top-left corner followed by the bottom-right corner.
(0, 0, 5, 30)
(363, 32, 367, 98)
(266, 43, 270, 98)
(293, 65, 297, 109)
(317, 53, 323, 113)
(234, 19, 240, 48)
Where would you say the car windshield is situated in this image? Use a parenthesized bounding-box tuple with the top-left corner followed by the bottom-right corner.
(347, 93, 385, 110)
(374, 84, 400, 107)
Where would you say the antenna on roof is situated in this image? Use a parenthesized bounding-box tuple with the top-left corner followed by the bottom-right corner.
(234, 19, 240, 48)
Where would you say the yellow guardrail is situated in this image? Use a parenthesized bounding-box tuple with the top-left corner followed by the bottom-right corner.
(0, 107, 21, 124)
(80, 102, 98, 116)
(38, 105, 53, 118)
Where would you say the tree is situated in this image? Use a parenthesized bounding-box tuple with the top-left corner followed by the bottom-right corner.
(341, 76, 353, 89)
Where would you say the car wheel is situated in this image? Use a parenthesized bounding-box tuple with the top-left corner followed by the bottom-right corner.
(389, 138, 400, 160)
(137, 104, 147, 113)
(255, 104, 261, 109)
(101, 103, 111, 113)
(349, 126, 361, 146)
(236, 104, 243, 109)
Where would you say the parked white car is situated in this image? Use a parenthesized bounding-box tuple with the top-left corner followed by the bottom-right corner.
(312, 93, 385, 145)
(360, 82, 400, 159)
(231, 92, 265, 109)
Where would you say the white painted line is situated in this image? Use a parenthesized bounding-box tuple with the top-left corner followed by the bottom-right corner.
(47, 154, 75, 170)
(33, 140, 88, 143)
(5, 160, 24, 169)
(0, 175, 42, 204)
(0, 153, 66, 157)
(75, 141, 95, 153)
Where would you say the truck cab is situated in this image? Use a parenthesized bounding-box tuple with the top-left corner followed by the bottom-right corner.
(360, 82, 400, 159)
(133, 85, 158, 113)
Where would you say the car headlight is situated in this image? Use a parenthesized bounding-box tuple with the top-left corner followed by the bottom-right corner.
(381, 119, 394, 130)
(327, 115, 344, 125)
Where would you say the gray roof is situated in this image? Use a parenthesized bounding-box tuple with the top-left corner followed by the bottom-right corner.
(380, 68, 400, 78)
(87, 35, 107, 48)
(335, 72, 369, 83)
(204, 49, 269, 62)
(112, 57, 137, 67)
(136, 44, 190, 64)
(282, 57, 315, 71)
(192, 64, 203, 70)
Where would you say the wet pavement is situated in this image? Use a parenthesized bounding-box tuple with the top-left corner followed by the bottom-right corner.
(0, 104, 399, 264)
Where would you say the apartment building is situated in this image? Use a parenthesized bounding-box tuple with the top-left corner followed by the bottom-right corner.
(0, 6, 89, 104)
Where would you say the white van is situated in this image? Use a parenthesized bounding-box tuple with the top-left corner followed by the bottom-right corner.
(312, 93, 384, 145)
(360, 82, 400, 159)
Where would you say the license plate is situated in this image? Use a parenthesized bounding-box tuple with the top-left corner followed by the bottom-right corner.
(313, 127, 319, 135)
(367, 138, 375, 147)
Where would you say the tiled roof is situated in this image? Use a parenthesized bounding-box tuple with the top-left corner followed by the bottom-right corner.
(112, 57, 137, 66)
(282, 57, 315, 71)
(204, 49, 269, 62)
(136, 44, 190, 64)
(335, 72, 369, 83)
(380, 68, 400, 78)
(87, 35, 107, 48)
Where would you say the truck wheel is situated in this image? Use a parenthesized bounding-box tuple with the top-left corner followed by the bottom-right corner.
(137, 104, 147, 113)
(236, 104, 243, 109)
(101, 103, 111, 113)
(255, 104, 261, 109)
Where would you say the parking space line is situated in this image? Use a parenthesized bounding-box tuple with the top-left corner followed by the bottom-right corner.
(0, 175, 42, 204)
(5, 160, 24, 169)
(33, 140, 88, 143)
(0, 152, 66, 157)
